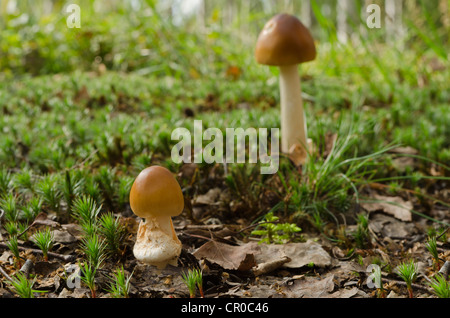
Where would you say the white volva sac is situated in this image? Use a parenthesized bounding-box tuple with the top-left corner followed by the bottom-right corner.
(171, 120, 279, 175)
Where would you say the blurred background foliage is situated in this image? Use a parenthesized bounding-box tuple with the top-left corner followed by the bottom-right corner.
(0, 0, 448, 219)
(0, 0, 448, 80)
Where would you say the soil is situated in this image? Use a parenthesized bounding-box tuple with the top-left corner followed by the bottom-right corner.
(0, 165, 449, 300)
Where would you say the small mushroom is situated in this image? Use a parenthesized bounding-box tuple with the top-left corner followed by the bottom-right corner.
(129, 165, 184, 269)
(255, 13, 316, 165)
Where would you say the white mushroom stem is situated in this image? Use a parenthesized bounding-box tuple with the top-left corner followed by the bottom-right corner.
(152, 215, 178, 240)
(278, 64, 307, 154)
(133, 215, 181, 269)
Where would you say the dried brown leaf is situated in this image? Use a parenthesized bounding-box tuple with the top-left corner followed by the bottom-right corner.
(193, 241, 259, 271)
(284, 274, 335, 298)
(255, 241, 332, 269)
(361, 195, 413, 222)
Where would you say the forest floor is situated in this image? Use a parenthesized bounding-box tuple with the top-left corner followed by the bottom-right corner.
(0, 65, 448, 300)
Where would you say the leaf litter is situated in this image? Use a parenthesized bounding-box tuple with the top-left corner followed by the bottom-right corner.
(0, 93, 449, 299)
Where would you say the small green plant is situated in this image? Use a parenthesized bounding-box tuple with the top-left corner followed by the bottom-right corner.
(95, 165, 117, 209)
(83, 178, 102, 206)
(80, 233, 107, 269)
(181, 268, 204, 298)
(117, 176, 134, 209)
(425, 236, 441, 270)
(427, 226, 449, 243)
(224, 163, 263, 214)
(353, 213, 370, 249)
(28, 196, 43, 216)
(22, 197, 42, 224)
(395, 260, 418, 298)
(0, 193, 18, 222)
(6, 236, 22, 268)
(13, 168, 35, 193)
(251, 212, 302, 244)
(195, 269, 204, 298)
(80, 222, 98, 238)
(71, 195, 102, 235)
(17, 222, 29, 241)
(4, 221, 19, 237)
(429, 274, 450, 298)
(437, 227, 448, 243)
(182, 269, 197, 298)
(36, 174, 62, 213)
(79, 262, 97, 298)
(387, 181, 402, 195)
(7, 271, 43, 298)
(0, 168, 12, 193)
(99, 212, 126, 256)
(62, 170, 83, 212)
(32, 228, 54, 261)
(107, 266, 133, 298)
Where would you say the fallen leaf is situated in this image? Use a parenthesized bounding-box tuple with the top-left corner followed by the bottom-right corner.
(388, 147, 418, 172)
(387, 290, 406, 298)
(361, 194, 413, 222)
(34, 276, 57, 291)
(368, 213, 417, 238)
(284, 274, 335, 298)
(194, 188, 222, 206)
(34, 261, 61, 276)
(32, 212, 61, 228)
(58, 287, 90, 298)
(253, 255, 291, 276)
(255, 241, 332, 269)
(52, 229, 77, 244)
(193, 241, 259, 271)
(61, 223, 84, 240)
(388, 146, 418, 155)
(329, 287, 368, 298)
(235, 284, 278, 298)
(0, 251, 12, 263)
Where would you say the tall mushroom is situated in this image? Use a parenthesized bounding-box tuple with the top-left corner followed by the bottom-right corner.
(255, 13, 316, 165)
(129, 166, 184, 269)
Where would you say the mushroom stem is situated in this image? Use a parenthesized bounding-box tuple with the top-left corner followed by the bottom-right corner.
(134, 217, 181, 269)
(279, 64, 307, 154)
(152, 215, 178, 241)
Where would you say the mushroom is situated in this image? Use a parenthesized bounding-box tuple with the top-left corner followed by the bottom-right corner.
(129, 165, 184, 269)
(255, 13, 316, 165)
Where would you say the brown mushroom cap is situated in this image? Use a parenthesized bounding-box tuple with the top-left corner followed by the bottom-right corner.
(129, 166, 184, 219)
(255, 13, 316, 66)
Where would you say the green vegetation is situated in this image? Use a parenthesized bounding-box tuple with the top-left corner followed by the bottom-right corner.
(71, 195, 102, 235)
(107, 266, 133, 298)
(80, 233, 107, 270)
(31, 228, 54, 261)
(6, 272, 43, 298)
(429, 274, 450, 298)
(425, 235, 441, 270)
(396, 260, 418, 298)
(79, 262, 98, 298)
(251, 211, 302, 244)
(181, 268, 204, 298)
(353, 213, 370, 249)
(99, 212, 126, 256)
(5, 235, 22, 268)
(0, 0, 448, 299)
